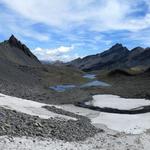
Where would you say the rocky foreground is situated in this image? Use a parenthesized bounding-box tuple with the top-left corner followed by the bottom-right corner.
(0, 106, 100, 142)
(0, 93, 149, 150)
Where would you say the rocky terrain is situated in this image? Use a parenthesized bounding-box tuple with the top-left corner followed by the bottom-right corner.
(0, 35, 149, 104)
(0, 36, 150, 149)
(0, 35, 91, 104)
(0, 106, 100, 142)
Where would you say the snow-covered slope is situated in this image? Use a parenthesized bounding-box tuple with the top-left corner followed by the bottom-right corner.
(0, 93, 76, 120)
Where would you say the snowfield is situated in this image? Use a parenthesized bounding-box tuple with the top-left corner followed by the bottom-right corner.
(92, 112, 150, 134)
(84, 94, 150, 134)
(86, 94, 150, 110)
(61, 104, 150, 134)
(0, 93, 76, 120)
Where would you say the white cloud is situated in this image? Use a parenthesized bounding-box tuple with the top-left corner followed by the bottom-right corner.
(2, 0, 150, 55)
(33, 45, 77, 62)
(2, 0, 150, 32)
(54, 45, 74, 53)
(0, 11, 49, 41)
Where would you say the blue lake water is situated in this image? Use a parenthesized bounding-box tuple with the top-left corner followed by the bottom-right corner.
(83, 74, 96, 79)
(50, 85, 76, 92)
(50, 74, 110, 92)
(81, 80, 110, 88)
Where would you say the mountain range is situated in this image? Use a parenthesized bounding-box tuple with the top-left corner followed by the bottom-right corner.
(67, 43, 150, 71)
(1, 35, 150, 73)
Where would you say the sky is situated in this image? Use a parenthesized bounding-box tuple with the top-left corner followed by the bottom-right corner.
(0, 0, 150, 62)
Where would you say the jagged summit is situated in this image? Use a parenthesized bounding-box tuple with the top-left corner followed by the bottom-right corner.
(8, 35, 25, 50)
(9, 34, 17, 42)
(0, 35, 41, 66)
(8, 35, 20, 45)
(109, 43, 129, 53)
(100, 43, 129, 58)
(111, 43, 123, 49)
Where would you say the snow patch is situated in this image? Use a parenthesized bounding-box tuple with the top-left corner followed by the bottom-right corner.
(87, 94, 150, 110)
(92, 112, 150, 134)
(59, 101, 150, 134)
(85, 95, 150, 134)
(0, 93, 76, 120)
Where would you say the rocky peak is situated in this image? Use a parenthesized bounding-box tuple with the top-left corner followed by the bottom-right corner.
(8, 35, 23, 49)
(131, 47, 145, 52)
(9, 34, 17, 41)
(7, 35, 38, 59)
(109, 43, 129, 53)
(100, 43, 129, 57)
(111, 43, 123, 49)
(129, 47, 146, 59)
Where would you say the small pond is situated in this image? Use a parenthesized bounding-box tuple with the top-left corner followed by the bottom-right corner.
(83, 74, 96, 79)
(50, 84, 76, 92)
(81, 80, 110, 88)
(50, 74, 110, 92)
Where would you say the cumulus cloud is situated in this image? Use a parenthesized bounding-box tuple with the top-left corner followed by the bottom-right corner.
(0, 10, 49, 41)
(33, 45, 77, 62)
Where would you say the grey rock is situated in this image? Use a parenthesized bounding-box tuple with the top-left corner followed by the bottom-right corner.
(0, 106, 101, 142)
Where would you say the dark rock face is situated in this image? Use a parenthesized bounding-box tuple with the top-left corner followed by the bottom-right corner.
(0, 35, 40, 66)
(68, 43, 150, 71)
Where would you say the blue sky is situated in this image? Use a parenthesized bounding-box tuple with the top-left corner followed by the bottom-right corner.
(0, 0, 150, 62)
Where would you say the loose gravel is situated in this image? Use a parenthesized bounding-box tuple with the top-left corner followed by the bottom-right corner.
(0, 106, 101, 142)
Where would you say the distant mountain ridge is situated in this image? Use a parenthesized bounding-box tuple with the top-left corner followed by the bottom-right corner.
(67, 43, 150, 71)
(0, 35, 40, 66)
